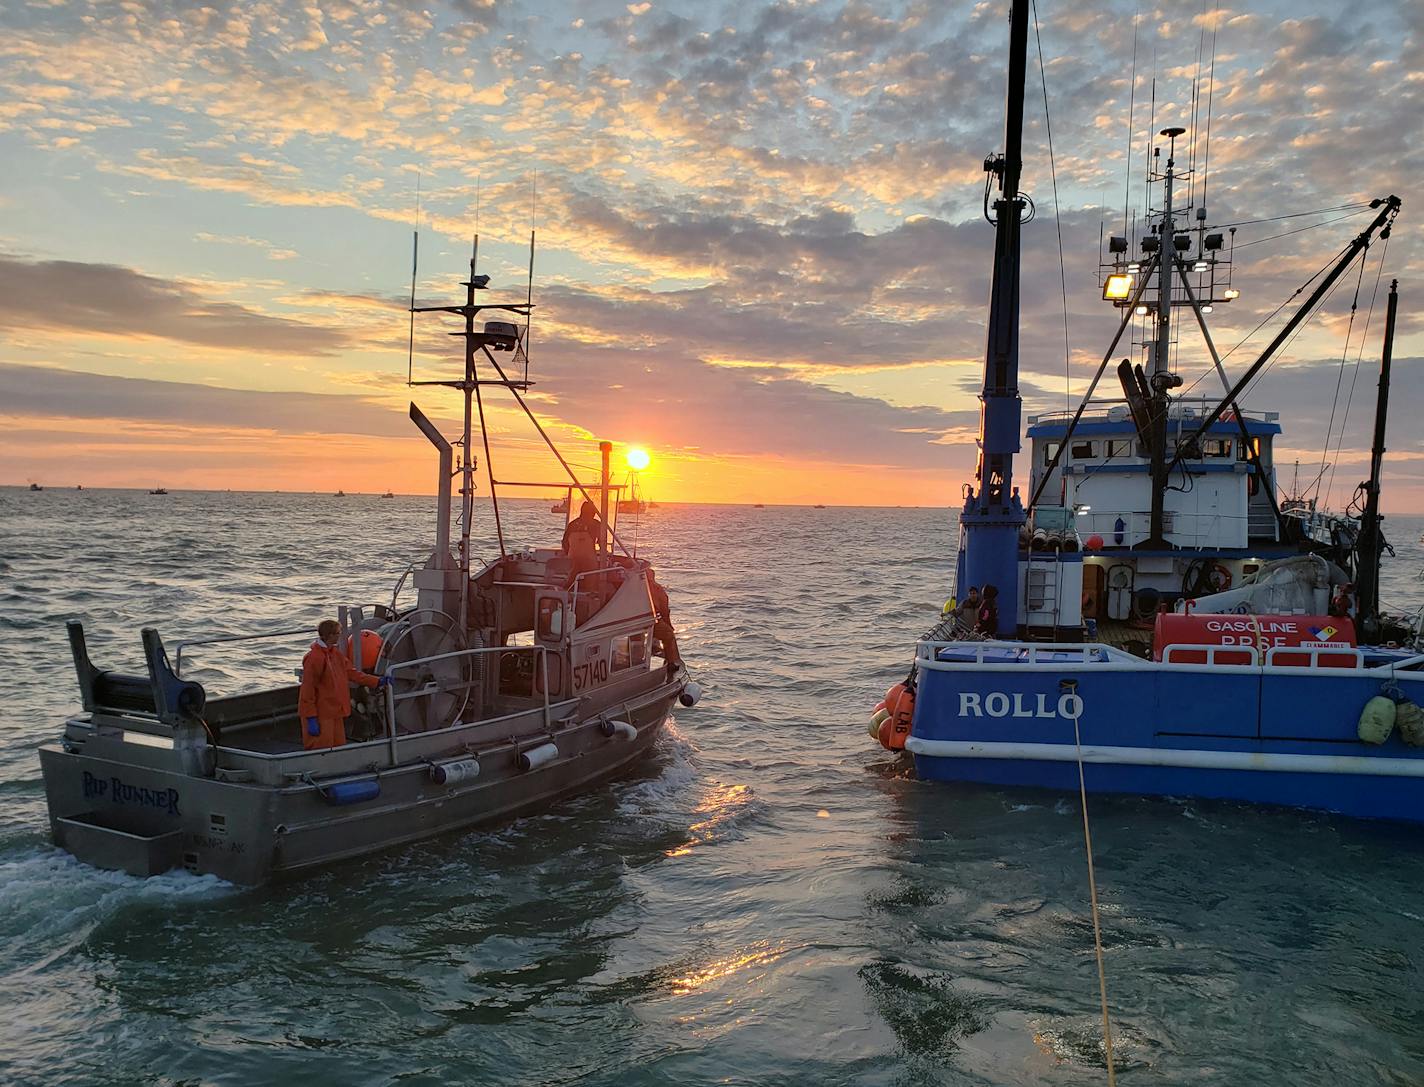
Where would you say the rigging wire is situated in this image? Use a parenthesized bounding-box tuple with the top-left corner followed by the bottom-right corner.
(1311, 248, 1369, 506)
(1031, 0, 1073, 413)
(1323, 233, 1391, 509)
(1208, 202, 1370, 230)
(1231, 209, 1369, 251)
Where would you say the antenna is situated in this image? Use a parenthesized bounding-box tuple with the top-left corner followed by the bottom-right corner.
(1200, 8, 1220, 215)
(408, 173, 421, 385)
(524, 229, 535, 382)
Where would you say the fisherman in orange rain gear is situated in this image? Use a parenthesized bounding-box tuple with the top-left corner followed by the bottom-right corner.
(298, 619, 392, 750)
(647, 570, 682, 676)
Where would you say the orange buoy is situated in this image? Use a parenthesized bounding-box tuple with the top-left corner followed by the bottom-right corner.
(884, 688, 914, 750)
(345, 629, 384, 670)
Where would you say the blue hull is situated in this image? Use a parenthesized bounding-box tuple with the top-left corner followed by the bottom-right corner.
(908, 643, 1424, 824)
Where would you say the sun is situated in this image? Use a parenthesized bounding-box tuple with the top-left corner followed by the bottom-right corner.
(626, 447, 651, 472)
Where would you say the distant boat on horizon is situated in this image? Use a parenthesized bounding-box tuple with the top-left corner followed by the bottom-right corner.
(334, 490, 347, 497)
(813, 504, 826, 509)
(149, 487, 168, 495)
(29, 482, 42, 492)
(76, 485, 83, 491)
(381, 490, 395, 499)
(753, 503, 765, 509)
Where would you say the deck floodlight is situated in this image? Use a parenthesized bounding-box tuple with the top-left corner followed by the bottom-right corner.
(1202, 304, 1214, 314)
(1127, 262, 1141, 273)
(1174, 234, 1192, 251)
(1141, 236, 1160, 253)
(1134, 304, 1150, 316)
(1223, 287, 1241, 301)
(1204, 233, 1224, 250)
(1192, 259, 1210, 272)
(1103, 273, 1133, 301)
(1109, 235, 1128, 254)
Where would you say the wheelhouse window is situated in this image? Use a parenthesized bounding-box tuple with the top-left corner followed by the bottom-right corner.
(1070, 440, 1096, 460)
(1105, 439, 1132, 459)
(1044, 441, 1061, 466)
(1206, 438, 1233, 458)
(536, 598, 564, 639)
(611, 633, 649, 673)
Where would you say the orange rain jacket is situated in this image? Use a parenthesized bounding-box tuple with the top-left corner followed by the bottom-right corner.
(298, 640, 381, 721)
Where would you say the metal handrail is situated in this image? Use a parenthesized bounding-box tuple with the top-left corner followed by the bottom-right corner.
(174, 627, 310, 677)
(380, 643, 552, 763)
(1162, 643, 1260, 666)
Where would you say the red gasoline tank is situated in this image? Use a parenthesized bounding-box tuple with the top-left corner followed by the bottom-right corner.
(1153, 613, 1357, 667)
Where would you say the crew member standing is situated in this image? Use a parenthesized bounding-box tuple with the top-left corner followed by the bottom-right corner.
(562, 500, 603, 591)
(975, 584, 1000, 636)
(648, 570, 682, 675)
(298, 619, 391, 750)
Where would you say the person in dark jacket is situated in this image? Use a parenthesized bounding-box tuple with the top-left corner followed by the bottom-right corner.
(975, 584, 1000, 636)
(562, 500, 602, 591)
(648, 569, 681, 674)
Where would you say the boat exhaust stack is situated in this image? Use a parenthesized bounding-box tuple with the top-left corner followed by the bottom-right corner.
(409, 402, 453, 566)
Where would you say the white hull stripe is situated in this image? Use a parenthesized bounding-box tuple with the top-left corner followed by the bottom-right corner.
(903, 738, 1424, 778)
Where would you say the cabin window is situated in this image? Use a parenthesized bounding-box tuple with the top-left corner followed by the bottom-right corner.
(1071, 440, 1096, 460)
(1106, 439, 1132, 459)
(1206, 438, 1232, 458)
(536, 598, 564, 639)
(1044, 441, 1061, 466)
(612, 636, 631, 672)
(629, 633, 647, 667)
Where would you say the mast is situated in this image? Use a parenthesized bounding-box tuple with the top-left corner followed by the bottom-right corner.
(1145, 127, 1186, 549)
(1355, 279, 1398, 639)
(959, 0, 1030, 636)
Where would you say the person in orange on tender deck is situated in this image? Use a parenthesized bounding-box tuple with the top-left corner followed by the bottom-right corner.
(298, 619, 392, 750)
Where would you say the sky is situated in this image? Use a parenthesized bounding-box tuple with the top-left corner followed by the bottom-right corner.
(1, 0, 1421, 509)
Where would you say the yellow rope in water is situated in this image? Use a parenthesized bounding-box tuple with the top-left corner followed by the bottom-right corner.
(1064, 680, 1117, 1084)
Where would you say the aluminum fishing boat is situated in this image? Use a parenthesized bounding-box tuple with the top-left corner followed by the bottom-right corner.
(872, 1, 1424, 823)
(40, 249, 700, 883)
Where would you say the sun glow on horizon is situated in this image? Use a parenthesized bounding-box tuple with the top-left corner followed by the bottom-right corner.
(626, 446, 652, 472)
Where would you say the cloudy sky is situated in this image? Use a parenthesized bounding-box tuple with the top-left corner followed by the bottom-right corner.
(1, 0, 1421, 508)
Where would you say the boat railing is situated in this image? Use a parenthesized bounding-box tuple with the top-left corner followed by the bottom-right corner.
(380, 643, 551, 764)
(1263, 645, 1365, 669)
(570, 566, 632, 616)
(1162, 644, 1259, 667)
(1028, 398, 1278, 427)
(916, 640, 1141, 666)
(174, 627, 312, 677)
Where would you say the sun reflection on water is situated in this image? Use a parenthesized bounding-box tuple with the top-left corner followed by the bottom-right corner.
(664, 782, 753, 858)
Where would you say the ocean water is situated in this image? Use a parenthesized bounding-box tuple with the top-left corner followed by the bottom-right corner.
(2, 487, 1423, 1087)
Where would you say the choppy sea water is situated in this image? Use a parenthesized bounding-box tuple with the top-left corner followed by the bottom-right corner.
(2, 487, 1423, 1087)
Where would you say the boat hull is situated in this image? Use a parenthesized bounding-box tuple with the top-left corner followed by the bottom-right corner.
(40, 685, 682, 885)
(908, 642, 1424, 823)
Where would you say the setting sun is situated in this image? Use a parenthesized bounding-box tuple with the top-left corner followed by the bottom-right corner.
(626, 447, 652, 472)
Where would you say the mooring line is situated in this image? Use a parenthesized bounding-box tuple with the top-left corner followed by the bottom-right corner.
(1061, 678, 1117, 1084)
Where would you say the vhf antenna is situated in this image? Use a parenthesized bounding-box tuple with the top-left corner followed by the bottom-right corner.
(525, 171, 537, 383)
(524, 229, 535, 383)
(407, 172, 421, 385)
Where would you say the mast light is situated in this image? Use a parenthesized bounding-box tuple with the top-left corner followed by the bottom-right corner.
(1134, 304, 1151, 316)
(1202, 305, 1214, 314)
(1223, 288, 1241, 301)
(1103, 274, 1133, 301)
